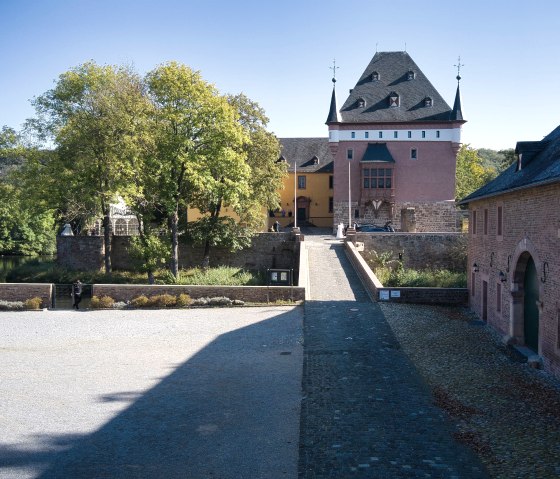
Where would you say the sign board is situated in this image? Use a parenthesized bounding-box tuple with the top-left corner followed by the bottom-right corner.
(267, 269, 292, 286)
(390, 290, 401, 298)
(379, 290, 390, 301)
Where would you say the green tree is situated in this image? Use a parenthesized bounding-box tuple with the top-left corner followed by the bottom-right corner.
(456, 144, 497, 201)
(145, 62, 248, 276)
(497, 148, 516, 172)
(128, 229, 170, 284)
(29, 62, 151, 273)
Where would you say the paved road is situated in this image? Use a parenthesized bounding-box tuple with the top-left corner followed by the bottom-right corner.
(299, 235, 488, 478)
(0, 307, 303, 479)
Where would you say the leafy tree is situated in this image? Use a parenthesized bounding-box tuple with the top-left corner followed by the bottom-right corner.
(145, 62, 248, 276)
(29, 62, 151, 273)
(497, 148, 516, 172)
(128, 229, 170, 284)
(456, 145, 497, 202)
(477, 148, 516, 174)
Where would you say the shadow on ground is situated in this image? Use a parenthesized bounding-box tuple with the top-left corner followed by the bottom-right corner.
(0, 309, 302, 479)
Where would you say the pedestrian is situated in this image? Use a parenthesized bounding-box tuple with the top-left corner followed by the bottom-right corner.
(72, 279, 83, 310)
(274, 220, 281, 232)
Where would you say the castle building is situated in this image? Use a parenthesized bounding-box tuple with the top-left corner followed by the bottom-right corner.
(326, 51, 465, 231)
(460, 126, 560, 378)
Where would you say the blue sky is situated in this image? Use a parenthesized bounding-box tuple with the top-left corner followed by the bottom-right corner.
(1, 0, 559, 150)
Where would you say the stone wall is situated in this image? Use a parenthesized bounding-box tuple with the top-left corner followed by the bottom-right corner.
(345, 241, 468, 306)
(93, 284, 304, 303)
(59, 233, 300, 277)
(357, 232, 467, 271)
(467, 183, 560, 378)
(0, 283, 53, 308)
(334, 200, 460, 233)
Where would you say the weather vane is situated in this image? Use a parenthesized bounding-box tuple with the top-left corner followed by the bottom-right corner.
(330, 59, 339, 83)
(454, 56, 464, 81)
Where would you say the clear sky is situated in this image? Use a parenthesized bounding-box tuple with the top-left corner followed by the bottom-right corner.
(1, 0, 559, 150)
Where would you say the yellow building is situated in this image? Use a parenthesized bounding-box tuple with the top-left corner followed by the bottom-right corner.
(271, 138, 334, 230)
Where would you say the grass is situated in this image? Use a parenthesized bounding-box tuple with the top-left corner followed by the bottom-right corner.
(6, 259, 265, 286)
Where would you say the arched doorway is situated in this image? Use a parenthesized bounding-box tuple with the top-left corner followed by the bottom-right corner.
(510, 248, 541, 353)
(296, 196, 310, 223)
(523, 257, 539, 352)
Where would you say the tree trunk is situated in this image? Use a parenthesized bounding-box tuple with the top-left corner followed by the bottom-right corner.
(102, 212, 112, 274)
(170, 208, 179, 278)
(201, 199, 222, 270)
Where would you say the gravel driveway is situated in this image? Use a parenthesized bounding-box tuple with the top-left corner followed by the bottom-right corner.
(0, 307, 303, 479)
(380, 303, 560, 479)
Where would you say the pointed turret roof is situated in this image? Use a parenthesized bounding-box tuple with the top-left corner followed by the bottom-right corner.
(326, 82, 340, 124)
(451, 80, 463, 121)
(338, 51, 464, 124)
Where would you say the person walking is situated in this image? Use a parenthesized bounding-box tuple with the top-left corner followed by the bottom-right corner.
(72, 279, 83, 310)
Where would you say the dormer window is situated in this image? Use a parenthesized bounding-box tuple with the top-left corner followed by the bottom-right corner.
(516, 153, 522, 171)
(357, 97, 366, 108)
(278, 155, 286, 163)
(371, 71, 379, 81)
(407, 70, 416, 80)
(311, 155, 319, 165)
(424, 97, 433, 107)
(389, 92, 400, 107)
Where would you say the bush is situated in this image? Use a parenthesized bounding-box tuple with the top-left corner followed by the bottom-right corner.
(375, 267, 467, 288)
(0, 299, 24, 311)
(24, 297, 42, 310)
(91, 295, 115, 309)
(130, 295, 150, 308)
(176, 293, 192, 308)
(148, 294, 176, 308)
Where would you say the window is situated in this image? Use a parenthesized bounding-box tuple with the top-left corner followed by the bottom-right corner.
(497, 205, 503, 237)
(484, 209, 488, 235)
(389, 92, 399, 107)
(407, 70, 415, 80)
(425, 97, 433, 107)
(372, 71, 379, 81)
(472, 210, 477, 235)
(421, 131, 426, 138)
(365, 131, 369, 139)
(298, 175, 306, 189)
(408, 131, 412, 138)
(351, 131, 356, 139)
(354, 209, 359, 218)
(436, 130, 440, 138)
(328, 197, 333, 213)
(378, 131, 383, 139)
(497, 282, 502, 313)
(357, 98, 366, 107)
(393, 131, 398, 139)
(329, 175, 333, 189)
(411, 148, 417, 160)
(363, 168, 392, 189)
(347, 149, 353, 160)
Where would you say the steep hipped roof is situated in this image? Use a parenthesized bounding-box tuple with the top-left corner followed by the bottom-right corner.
(278, 138, 334, 173)
(361, 143, 395, 163)
(459, 126, 560, 204)
(335, 51, 459, 124)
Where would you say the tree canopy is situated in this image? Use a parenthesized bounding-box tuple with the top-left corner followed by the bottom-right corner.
(455, 145, 497, 202)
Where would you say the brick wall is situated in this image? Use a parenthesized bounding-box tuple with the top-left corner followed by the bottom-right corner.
(357, 232, 467, 271)
(345, 241, 467, 306)
(59, 233, 300, 276)
(467, 183, 560, 379)
(93, 284, 304, 303)
(0, 283, 53, 308)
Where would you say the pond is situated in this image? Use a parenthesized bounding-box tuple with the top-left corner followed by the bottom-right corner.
(0, 255, 55, 282)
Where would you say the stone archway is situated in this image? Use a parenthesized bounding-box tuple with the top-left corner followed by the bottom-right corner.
(508, 238, 543, 353)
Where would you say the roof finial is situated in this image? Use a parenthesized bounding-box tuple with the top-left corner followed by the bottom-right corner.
(404, 42, 407, 52)
(330, 59, 339, 83)
(454, 56, 464, 82)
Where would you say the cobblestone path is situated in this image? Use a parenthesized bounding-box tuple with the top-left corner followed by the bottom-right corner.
(299, 235, 488, 478)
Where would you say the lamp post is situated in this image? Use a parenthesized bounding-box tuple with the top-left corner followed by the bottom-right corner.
(294, 160, 297, 229)
(348, 158, 351, 229)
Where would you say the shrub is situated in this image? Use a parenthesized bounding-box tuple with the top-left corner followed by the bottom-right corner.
(91, 295, 115, 309)
(0, 300, 24, 311)
(24, 297, 42, 310)
(208, 296, 232, 307)
(148, 294, 176, 308)
(130, 295, 150, 308)
(176, 293, 192, 308)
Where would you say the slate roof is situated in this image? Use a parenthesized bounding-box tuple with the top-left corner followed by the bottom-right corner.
(361, 143, 395, 163)
(334, 51, 460, 124)
(278, 138, 334, 173)
(460, 125, 560, 204)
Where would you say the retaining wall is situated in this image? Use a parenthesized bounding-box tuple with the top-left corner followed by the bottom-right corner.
(0, 283, 53, 308)
(345, 241, 468, 306)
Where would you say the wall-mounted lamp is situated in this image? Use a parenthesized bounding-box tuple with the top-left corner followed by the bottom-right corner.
(472, 262, 479, 273)
(541, 262, 549, 283)
(490, 252, 495, 267)
(499, 271, 507, 282)
(506, 254, 512, 273)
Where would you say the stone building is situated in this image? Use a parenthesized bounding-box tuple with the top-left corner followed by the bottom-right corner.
(271, 138, 334, 229)
(326, 51, 465, 231)
(460, 126, 560, 378)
